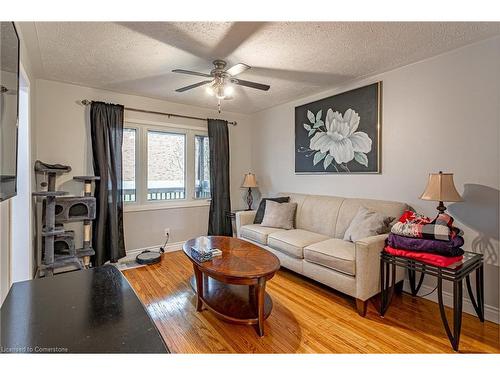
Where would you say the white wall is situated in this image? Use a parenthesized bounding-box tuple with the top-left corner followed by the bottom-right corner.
(34, 80, 253, 254)
(250, 37, 500, 319)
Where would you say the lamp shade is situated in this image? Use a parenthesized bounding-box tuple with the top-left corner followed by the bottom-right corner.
(242, 173, 258, 188)
(420, 172, 463, 203)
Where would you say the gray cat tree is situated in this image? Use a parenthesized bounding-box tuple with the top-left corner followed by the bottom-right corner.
(34, 161, 99, 277)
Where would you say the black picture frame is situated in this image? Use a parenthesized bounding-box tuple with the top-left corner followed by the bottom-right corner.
(295, 82, 381, 174)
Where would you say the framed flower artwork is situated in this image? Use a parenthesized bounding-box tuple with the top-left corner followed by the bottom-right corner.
(295, 82, 381, 174)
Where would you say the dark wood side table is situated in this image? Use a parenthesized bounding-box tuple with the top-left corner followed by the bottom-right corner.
(380, 251, 484, 351)
(225, 209, 248, 237)
(0, 265, 169, 353)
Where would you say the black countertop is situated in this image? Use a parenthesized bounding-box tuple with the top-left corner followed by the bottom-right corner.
(0, 265, 168, 353)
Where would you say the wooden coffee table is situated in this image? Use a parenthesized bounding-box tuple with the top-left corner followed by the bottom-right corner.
(183, 236, 280, 336)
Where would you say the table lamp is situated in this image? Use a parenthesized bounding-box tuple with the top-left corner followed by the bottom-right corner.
(242, 173, 258, 210)
(420, 171, 463, 214)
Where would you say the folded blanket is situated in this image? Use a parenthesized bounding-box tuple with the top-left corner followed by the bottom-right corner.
(384, 245, 463, 267)
(387, 233, 464, 257)
(391, 210, 463, 241)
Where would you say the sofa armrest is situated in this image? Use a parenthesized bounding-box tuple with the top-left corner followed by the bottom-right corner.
(354, 234, 390, 301)
(235, 210, 257, 237)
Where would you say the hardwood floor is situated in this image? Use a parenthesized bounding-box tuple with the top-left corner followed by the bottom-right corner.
(123, 250, 500, 353)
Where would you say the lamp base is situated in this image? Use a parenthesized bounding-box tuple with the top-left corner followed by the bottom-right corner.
(436, 201, 447, 214)
(246, 188, 253, 210)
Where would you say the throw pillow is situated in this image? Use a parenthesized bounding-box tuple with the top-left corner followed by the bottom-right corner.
(253, 196, 290, 224)
(343, 206, 395, 242)
(260, 201, 297, 230)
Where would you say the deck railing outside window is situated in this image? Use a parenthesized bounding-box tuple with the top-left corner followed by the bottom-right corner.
(123, 186, 210, 202)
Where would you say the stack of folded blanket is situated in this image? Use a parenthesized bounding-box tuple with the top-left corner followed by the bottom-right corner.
(384, 210, 465, 267)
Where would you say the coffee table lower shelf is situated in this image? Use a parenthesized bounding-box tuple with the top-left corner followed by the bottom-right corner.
(189, 275, 273, 325)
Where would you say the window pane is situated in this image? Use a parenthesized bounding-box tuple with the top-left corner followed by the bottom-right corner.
(147, 131, 185, 201)
(122, 128, 136, 202)
(195, 135, 210, 199)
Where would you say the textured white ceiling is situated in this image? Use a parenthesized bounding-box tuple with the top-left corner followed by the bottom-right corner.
(20, 22, 500, 113)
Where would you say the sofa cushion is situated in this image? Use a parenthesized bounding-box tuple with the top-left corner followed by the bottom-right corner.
(268, 229, 330, 259)
(261, 201, 297, 230)
(335, 198, 408, 239)
(304, 238, 356, 276)
(254, 196, 290, 224)
(294, 195, 344, 237)
(240, 224, 284, 245)
(343, 206, 395, 242)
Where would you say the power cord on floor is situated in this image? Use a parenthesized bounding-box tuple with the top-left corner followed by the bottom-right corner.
(159, 233, 169, 253)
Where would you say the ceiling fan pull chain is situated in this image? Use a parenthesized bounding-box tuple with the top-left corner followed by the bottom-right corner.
(218, 99, 221, 113)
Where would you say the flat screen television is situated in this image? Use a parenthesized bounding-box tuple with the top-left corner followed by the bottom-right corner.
(0, 22, 20, 201)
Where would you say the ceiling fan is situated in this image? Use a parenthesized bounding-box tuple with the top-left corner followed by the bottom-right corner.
(172, 59, 270, 112)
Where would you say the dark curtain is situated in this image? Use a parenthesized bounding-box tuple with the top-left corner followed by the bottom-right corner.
(90, 101, 126, 265)
(207, 119, 232, 236)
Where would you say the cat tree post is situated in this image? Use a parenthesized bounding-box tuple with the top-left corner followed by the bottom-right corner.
(46, 171, 57, 192)
(74, 176, 100, 268)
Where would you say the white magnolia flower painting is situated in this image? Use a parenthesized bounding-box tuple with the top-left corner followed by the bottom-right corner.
(295, 82, 381, 173)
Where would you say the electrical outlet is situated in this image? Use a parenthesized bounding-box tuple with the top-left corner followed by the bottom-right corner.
(164, 228, 170, 237)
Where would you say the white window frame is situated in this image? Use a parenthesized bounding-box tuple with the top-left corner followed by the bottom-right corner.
(122, 126, 139, 204)
(194, 133, 211, 200)
(123, 118, 210, 212)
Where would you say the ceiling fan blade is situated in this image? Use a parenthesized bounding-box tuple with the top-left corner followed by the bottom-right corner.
(226, 63, 250, 77)
(175, 80, 212, 93)
(231, 78, 270, 91)
(172, 69, 212, 78)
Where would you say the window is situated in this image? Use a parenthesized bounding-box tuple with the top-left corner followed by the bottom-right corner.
(195, 135, 210, 199)
(122, 128, 136, 202)
(122, 122, 211, 209)
(147, 130, 185, 201)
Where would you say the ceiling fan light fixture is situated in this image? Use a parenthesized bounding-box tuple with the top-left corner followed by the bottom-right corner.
(173, 59, 270, 112)
(214, 85, 226, 100)
(206, 85, 215, 96)
(223, 85, 234, 97)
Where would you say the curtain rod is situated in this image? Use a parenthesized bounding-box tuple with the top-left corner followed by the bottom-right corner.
(80, 99, 237, 126)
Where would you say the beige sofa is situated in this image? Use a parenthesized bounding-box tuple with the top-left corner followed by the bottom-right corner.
(236, 193, 408, 316)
